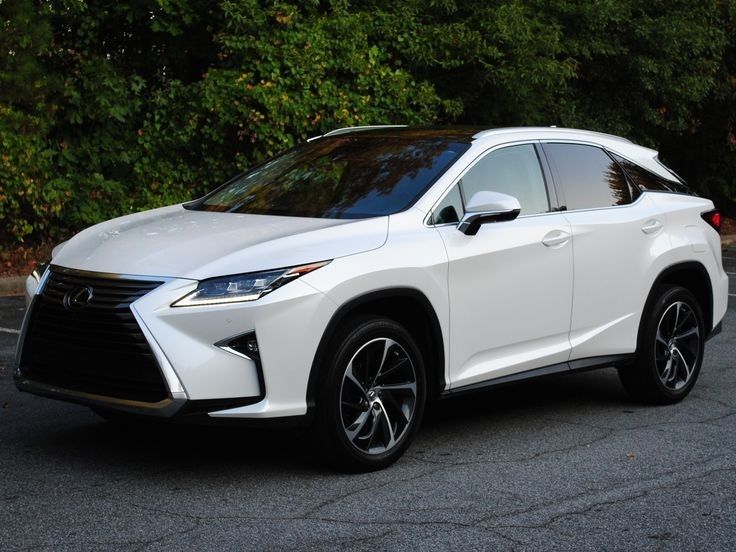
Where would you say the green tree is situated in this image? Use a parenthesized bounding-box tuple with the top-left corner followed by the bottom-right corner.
(1, 0, 734, 246)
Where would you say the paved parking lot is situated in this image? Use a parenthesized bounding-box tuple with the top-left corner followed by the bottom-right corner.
(0, 254, 734, 551)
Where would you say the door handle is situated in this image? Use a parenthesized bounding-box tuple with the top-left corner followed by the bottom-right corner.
(641, 219, 663, 235)
(542, 230, 571, 248)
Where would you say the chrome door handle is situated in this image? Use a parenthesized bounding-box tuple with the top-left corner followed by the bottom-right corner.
(542, 230, 571, 248)
(641, 219, 663, 235)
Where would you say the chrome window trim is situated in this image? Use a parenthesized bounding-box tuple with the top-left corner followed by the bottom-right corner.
(424, 139, 549, 228)
(539, 140, 646, 214)
(550, 188, 647, 214)
(429, 208, 569, 228)
(605, 148, 686, 189)
(425, 137, 654, 228)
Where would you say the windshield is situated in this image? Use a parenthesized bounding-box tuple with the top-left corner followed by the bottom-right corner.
(188, 134, 470, 218)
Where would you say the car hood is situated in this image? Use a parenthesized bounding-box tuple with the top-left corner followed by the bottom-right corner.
(52, 205, 389, 280)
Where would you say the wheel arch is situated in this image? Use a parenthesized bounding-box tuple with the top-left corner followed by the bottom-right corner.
(306, 288, 446, 414)
(638, 261, 714, 349)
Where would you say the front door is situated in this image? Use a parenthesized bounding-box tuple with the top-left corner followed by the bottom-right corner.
(432, 143, 574, 389)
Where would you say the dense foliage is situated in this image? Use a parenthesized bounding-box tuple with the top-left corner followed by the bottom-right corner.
(1, 0, 735, 245)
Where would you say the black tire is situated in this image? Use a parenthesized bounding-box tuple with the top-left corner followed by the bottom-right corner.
(618, 285, 705, 404)
(315, 316, 427, 472)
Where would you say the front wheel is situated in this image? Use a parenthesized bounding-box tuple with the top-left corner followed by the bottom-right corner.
(316, 316, 426, 472)
(619, 285, 705, 404)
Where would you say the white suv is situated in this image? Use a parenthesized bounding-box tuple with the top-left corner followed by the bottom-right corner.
(16, 126, 729, 471)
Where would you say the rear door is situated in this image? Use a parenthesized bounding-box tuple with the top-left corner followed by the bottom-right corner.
(432, 143, 574, 389)
(541, 142, 667, 361)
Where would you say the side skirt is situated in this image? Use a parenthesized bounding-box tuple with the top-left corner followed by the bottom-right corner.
(440, 354, 636, 398)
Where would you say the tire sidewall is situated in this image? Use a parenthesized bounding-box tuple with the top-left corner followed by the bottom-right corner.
(319, 316, 427, 471)
(640, 286, 705, 401)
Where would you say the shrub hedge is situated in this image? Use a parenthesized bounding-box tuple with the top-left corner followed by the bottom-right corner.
(1, 0, 735, 245)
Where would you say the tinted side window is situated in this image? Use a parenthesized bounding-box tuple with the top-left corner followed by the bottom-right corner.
(610, 153, 688, 194)
(544, 143, 631, 210)
(433, 185, 463, 224)
(459, 144, 549, 215)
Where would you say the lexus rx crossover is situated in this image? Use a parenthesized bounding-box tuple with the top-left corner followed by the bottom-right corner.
(16, 126, 729, 471)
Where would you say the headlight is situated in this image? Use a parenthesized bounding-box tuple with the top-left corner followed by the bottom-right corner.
(171, 261, 331, 307)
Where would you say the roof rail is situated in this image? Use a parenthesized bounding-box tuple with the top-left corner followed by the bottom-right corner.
(324, 125, 407, 137)
(472, 126, 632, 144)
(307, 125, 407, 142)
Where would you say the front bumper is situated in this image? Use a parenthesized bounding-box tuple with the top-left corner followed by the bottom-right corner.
(16, 266, 337, 421)
(14, 376, 186, 417)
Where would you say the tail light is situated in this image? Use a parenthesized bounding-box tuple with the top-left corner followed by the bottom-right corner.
(701, 209, 722, 233)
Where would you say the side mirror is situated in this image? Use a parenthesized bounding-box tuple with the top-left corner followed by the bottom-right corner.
(457, 191, 521, 236)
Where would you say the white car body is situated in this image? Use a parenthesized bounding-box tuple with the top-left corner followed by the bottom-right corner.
(17, 126, 729, 428)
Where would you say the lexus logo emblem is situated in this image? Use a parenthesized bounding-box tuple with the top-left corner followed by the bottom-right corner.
(63, 286, 94, 311)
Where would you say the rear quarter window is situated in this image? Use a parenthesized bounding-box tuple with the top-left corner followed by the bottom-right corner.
(610, 153, 691, 195)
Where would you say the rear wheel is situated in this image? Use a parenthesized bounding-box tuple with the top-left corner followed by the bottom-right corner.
(619, 285, 704, 404)
(316, 316, 426, 472)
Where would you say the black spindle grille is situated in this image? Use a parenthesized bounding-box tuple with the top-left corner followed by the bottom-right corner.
(20, 269, 169, 403)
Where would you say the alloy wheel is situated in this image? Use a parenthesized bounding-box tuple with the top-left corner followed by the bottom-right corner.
(654, 300, 700, 391)
(339, 337, 417, 455)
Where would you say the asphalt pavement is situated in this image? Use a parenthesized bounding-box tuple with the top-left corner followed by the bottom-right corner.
(0, 256, 734, 551)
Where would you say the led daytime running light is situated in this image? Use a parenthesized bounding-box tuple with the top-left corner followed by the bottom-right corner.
(172, 260, 330, 307)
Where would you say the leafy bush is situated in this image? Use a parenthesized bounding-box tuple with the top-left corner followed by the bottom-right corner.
(1, 0, 735, 245)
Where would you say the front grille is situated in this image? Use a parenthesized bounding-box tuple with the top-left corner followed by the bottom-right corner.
(20, 269, 169, 403)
